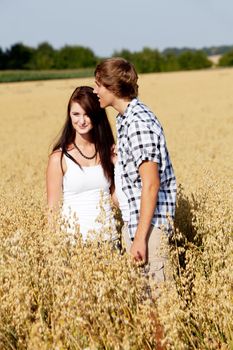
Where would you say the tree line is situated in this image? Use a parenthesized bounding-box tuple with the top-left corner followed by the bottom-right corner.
(0, 42, 233, 72)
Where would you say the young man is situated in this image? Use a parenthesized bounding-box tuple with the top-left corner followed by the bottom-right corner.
(94, 57, 176, 282)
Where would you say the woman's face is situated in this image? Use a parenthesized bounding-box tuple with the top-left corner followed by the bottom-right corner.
(70, 102, 93, 135)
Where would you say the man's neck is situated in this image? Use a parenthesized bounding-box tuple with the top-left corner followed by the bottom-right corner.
(112, 97, 132, 115)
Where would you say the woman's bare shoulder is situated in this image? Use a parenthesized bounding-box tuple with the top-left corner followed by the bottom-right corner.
(48, 150, 62, 164)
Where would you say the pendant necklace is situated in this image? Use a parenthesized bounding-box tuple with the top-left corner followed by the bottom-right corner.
(74, 142, 97, 160)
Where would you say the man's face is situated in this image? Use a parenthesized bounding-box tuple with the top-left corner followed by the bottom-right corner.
(93, 80, 115, 109)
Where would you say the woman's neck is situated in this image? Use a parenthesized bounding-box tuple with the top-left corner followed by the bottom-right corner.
(74, 133, 93, 146)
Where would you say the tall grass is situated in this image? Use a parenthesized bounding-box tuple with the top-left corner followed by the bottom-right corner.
(159, 173, 233, 349)
(0, 172, 232, 349)
(0, 189, 158, 349)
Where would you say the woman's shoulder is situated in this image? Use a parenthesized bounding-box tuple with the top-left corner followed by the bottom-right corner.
(47, 150, 65, 175)
(48, 150, 62, 165)
(49, 144, 73, 159)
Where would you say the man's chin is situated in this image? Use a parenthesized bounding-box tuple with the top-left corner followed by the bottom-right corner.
(98, 100, 106, 108)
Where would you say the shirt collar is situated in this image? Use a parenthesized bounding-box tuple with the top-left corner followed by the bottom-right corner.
(116, 98, 138, 131)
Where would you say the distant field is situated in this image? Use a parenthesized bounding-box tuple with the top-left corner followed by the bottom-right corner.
(0, 68, 232, 349)
(0, 68, 94, 83)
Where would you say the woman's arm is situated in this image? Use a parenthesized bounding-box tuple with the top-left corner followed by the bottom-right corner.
(110, 184, 119, 208)
(46, 151, 63, 211)
(110, 144, 119, 207)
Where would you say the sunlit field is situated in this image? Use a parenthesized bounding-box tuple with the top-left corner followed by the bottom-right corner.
(0, 68, 233, 349)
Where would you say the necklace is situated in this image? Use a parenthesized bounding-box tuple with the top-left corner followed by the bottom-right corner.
(73, 142, 97, 160)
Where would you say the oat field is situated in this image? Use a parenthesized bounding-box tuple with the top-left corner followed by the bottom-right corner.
(0, 68, 233, 349)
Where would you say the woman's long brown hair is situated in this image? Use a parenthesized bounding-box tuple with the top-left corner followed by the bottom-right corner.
(52, 86, 114, 183)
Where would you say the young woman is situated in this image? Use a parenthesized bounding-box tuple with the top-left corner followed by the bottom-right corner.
(46, 86, 117, 241)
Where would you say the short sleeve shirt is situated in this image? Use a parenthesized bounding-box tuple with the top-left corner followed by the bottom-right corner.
(116, 98, 177, 239)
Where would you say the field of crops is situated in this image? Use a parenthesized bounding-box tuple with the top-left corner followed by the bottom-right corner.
(0, 68, 232, 349)
(0, 68, 94, 83)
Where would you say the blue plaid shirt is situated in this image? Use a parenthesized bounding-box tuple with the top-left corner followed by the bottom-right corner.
(116, 98, 176, 239)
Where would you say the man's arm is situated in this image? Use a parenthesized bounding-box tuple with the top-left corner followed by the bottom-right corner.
(130, 161, 160, 262)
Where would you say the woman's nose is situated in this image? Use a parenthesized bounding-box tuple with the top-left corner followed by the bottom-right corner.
(79, 115, 85, 124)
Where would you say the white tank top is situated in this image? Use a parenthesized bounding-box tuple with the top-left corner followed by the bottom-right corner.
(114, 161, 129, 222)
(62, 154, 116, 241)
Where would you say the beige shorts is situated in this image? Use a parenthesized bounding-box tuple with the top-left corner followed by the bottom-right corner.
(122, 223, 168, 283)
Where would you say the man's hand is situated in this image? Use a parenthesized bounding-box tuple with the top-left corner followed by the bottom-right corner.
(130, 236, 147, 263)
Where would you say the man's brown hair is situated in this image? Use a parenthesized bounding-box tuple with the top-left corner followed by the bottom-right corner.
(94, 57, 138, 100)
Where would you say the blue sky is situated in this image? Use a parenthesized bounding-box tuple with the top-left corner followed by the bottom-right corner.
(0, 0, 232, 56)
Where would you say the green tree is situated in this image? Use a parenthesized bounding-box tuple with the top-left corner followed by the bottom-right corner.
(55, 45, 97, 69)
(133, 48, 163, 73)
(113, 48, 163, 73)
(178, 51, 212, 70)
(112, 49, 133, 62)
(218, 50, 233, 67)
(29, 42, 56, 70)
(0, 47, 7, 69)
(5, 43, 34, 69)
(161, 52, 179, 72)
